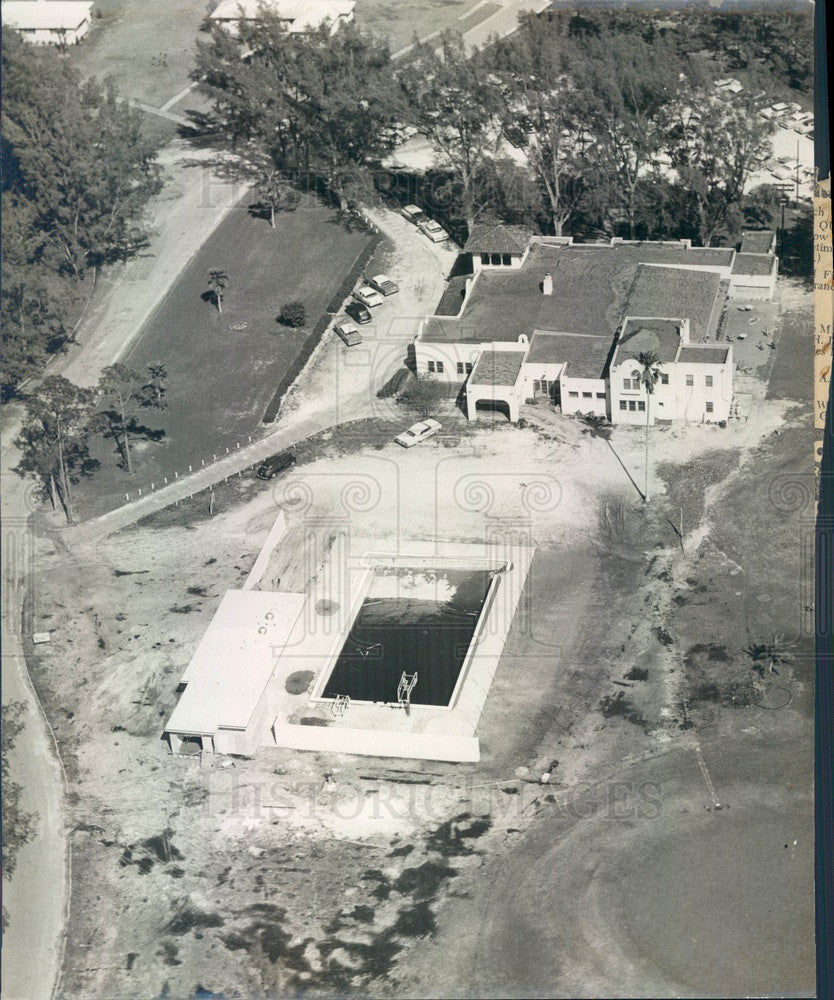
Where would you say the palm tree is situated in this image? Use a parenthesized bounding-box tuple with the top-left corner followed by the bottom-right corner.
(207, 269, 228, 313)
(745, 635, 796, 676)
(636, 350, 662, 502)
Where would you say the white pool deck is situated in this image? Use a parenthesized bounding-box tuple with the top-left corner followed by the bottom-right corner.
(264, 534, 535, 762)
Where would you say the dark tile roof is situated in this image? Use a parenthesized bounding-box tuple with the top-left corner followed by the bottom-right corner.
(624, 265, 723, 341)
(527, 331, 612, 379)
(678, 345, 730, 364)
(433, 276, 470, 316)
(740, 231, 776, 254)
(613, 319, 682, 368)
(422, 241, 729, 346)
(463, 224, 531, 256)
(731, 253, 776, 276)
(469, 350, 527, 387)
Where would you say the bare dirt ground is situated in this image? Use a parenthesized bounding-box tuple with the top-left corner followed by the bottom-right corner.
(25, 269, 815, 997)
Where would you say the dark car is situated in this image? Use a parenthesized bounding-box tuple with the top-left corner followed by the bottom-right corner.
(256, 451, 296, 480)
(345, 300, 372, 324)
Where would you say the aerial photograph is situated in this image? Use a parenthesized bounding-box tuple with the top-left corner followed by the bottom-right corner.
(0, 0, 821, 998)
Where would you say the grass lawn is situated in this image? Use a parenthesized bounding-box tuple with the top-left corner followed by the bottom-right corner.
(68, 0, 207, 108)
(767, 304, 814, 402)
(73, 199, 374, 519)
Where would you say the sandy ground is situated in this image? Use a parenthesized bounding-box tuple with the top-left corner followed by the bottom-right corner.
(19, 271, 814, 997)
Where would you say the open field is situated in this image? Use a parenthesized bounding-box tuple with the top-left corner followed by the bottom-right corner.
(70, 199, 374, 519)
(355, 0, 487, 54)
(68, 0, 207, 109)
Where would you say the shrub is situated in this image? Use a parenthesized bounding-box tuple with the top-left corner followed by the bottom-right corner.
(278, 301, 306, 328)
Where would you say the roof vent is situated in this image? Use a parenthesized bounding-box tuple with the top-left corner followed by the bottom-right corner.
(542, 271, 553, 296)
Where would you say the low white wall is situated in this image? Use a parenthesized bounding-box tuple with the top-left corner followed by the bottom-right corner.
(272, 722, 480, 762)
(242, 510, 288, 590)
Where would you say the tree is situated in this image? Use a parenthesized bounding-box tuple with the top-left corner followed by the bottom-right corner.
(572, 29, 679, 239)
(95, 364, 168, 474)
(400, 33, 504, 235)
(196, 19, 401, 212)
(399, 376, 448, 421)
(1, 28, 161, 282)
(207, 269, 228, 313)
(253, 158, 300, 228)
(278, 301, 306, 328)
(745, 635, 796, 676)
(665, 90, 773, 246)
(636, 351, 661, 502)
(14, 376, 98, 523)
(492, 17, 589, 236)
(2, 701, 37, 931)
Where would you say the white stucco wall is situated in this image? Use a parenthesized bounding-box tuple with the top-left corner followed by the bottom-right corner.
(610, 355, 733, 425)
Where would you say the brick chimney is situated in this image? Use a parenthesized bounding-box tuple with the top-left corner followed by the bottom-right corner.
(542, 271, 553, 295)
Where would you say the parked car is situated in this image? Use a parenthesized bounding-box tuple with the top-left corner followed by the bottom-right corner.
(334, 319, 362, 346)
(395, 419, 442, 448)
(367, 274, 399, 296)
(402, 204, 429, 225)
(345, 300, 372, 324)
(354, 285, 385, 308)
(256, 451, 296, 480)
(419, 219, 450, 243)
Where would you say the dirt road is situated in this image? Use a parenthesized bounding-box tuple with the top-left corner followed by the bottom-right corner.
(1, 414, 67, 1000)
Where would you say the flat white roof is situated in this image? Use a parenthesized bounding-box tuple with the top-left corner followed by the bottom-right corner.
(3, 1, 93, 30)
(166, 589, 306, 736)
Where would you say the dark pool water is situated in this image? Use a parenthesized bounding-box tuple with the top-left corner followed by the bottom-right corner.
(322, 568, 493, 706)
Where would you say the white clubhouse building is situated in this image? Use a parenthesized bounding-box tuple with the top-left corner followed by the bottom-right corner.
(414, 226, 777, 426)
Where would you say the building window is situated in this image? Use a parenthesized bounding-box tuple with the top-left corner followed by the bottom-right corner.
(428, 361, 436, 373)
(491, 254, 501, 266)
(465, 362, 473, 373)
(628, 400, 637, 411)
(686, 374, 694, 387)
(660, 373, 669, 385)
(623, 378, 633, 390)
(596, 392, 606, 399)
(582, 391, 592, 398)
(619, 400, 627, 411)
(502, 254, 512, 266)
(457, 362, 464, 375)
(705, 375, 714, 387)
(568, 391, 579, 398)
(706, 401, 714, 414)
(533, 380, 541, 393)
(481, 253, 490, 265)
(436, 360, 444, 374)
(638, 400, 646, 411)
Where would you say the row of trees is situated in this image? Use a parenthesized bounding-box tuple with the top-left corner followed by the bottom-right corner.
(195, 9, 799, 249)
(15, 365, 167, 523)
(1, 27, 162, 400)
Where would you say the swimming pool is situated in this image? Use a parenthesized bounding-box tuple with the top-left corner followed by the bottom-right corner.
(321, 567, 495, 707)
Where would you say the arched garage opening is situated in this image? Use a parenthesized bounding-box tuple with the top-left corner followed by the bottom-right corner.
(474, 398, 513, 422)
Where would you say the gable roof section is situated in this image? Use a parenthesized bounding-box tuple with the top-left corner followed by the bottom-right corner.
(612, 319, 682, 369)
(678, 345, 730, 364)
(422, 241, 729, 346)
(731, 253, 776, 276)
(624, 265, 723, 341)
(463, 224, 531, 256)
(469, 350, 527, 387)
(527, 331, 611, 379)
(740, 230, 776, 255)
(4, 1, 93, 30)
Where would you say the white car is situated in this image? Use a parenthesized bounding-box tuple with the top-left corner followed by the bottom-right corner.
(402, 204, 428, 225)
(367, 274, 399, 296)
(419, 219, 450, 243)
(395, 419, 442, 448)
(353, 285, 385, 308)
(334, 319, 362, 346)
